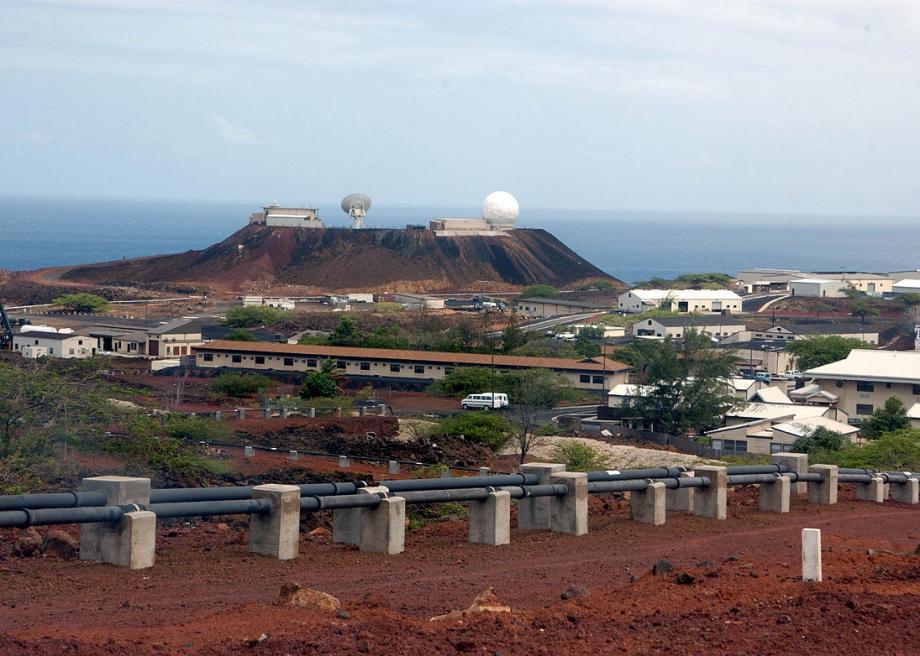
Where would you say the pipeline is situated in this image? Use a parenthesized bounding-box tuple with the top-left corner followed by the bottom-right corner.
(381, 473, 537, 493)
(588, 477, 709, 494)
(725, 464, 789, 476)
(587, 467, 688, 482)
(0, 504, 140, 528)
(0, 491, 108, 512)
(149, 498, 271, 519)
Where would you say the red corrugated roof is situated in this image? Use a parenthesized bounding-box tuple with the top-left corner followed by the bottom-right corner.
(194, 340, 627, 372)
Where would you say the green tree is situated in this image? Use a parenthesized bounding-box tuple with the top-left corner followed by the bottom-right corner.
(787, 335, 874, 371)
(860, 396, 910, 439)
(620, 330, 738, 434)
(849, 300, 879, 324)
(212, 373, 271, 397)
(504, 369, 576, 462)
(328, 314, 363, 346)
(511, 337, 579, 359)
(519, 284, 558, 299)
(301, 371, 337, 398)
(223, 305, 288, 328)
(438, 413, 512, 451)
(574, 335, 600, 358)
(834, 430, 920, 470)
(428, 367, 494, 397)
(52, 292, 109, 313)
(224, 327, 257, 341)
(500, 322, 526, 353)
(791, 426, 849, 456)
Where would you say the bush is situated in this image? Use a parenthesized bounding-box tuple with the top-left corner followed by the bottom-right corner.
(223, 305, 289, 328)
(830, 430, 920, 470)
(519, 284, 558, 299)
(212, 373, 271, 397)
(439, 413, 512, 451)
(164, 415, 230, 442)
(550, 440, 609, 471)
(428, 367, 493, 397)
(791, 426, 849, 455)
(301, 372, 337, 399)
(53, 292, 109, 313)
(224, 327, 257, 341)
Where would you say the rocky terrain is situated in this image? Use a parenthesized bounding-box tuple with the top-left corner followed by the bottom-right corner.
(52, 226, 620, 293)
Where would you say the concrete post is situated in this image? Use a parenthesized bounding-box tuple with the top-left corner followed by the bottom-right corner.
(890, 477, 920, 504)
(758, 475, 790, 513)
(250, 484, 300, 560)
(666, 470, 694, 512)
(359, 406, 366, 417)
(442, 466, 452, 478)
(517, 463, 565, 529)
(807, 465, 838, 505)
(281, 407, 289, 418)
(236, 408, 246, 420)
(377, 403, 387, 416)
(772, 453, 808, 495)
(359, 496, 405, 554)
(479, 467, 490, 477)
(335, 407, 342, 417)
(244, 446, 254, 458)
(468, 490, 511, 546)
(214, 411, 221, 420)
(855, 475, 885, 503)
(802, 528, 822, 582)
(630, 481, 666, 525)
(333, 486, 387, 545)
(289, 450, 299, 461)
(338, 455, 349, 468)
(79, 476, 155, 570)
(388, 460, 400, 475)
(549, 472, 588, 536)
(308, 407, 316, 418)
(693, 466, 727, 520)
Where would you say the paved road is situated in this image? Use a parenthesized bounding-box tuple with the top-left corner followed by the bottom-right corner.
(741, 293, 785, 313)
(486, 311, 608, 338)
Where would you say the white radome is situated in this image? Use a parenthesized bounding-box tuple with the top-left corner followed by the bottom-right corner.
(481, 191, 519, 228)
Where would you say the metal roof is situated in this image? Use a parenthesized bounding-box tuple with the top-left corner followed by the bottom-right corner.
(806, 350, 920, 384)
(647, 316, 746, 327)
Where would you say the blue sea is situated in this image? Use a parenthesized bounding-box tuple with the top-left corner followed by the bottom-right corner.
(1, 195, 918, 284)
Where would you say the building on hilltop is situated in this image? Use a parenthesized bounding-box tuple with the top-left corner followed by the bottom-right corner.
(249, 204, 323, 229)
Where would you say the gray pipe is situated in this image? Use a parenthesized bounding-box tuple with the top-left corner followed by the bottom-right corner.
(838, 474, 874, 484)
(725, 464, 787, 476)
(0, 504, 136, 528)
(149, 498, 271, 519)
(587, 467, 687, 482)
(0, 491, 108, 511)
(381, 474, 536, 492)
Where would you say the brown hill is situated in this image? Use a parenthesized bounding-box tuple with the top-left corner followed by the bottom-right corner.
(58, 226, 620, 293)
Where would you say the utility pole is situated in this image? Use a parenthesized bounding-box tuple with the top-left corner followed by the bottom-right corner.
(490, 337, 496, 408)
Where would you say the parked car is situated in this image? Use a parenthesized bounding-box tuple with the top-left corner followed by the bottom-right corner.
(553, 332, 576, 342)
(461, 393, 510, 410)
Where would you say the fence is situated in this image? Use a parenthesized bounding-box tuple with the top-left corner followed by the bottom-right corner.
(578, 419, 730, 458)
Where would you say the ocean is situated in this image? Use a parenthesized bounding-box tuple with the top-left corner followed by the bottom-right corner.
(1, 195, 918, 284)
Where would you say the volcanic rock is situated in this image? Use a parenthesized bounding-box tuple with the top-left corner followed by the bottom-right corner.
(277, 583, 341, 612)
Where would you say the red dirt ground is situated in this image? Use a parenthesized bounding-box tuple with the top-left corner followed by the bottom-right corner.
(1, 487, 918, 655)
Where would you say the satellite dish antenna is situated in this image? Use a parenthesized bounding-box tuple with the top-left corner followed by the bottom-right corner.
(341, 193, 372, 229)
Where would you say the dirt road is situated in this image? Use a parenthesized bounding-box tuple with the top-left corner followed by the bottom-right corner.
(1, 488, 918, 655)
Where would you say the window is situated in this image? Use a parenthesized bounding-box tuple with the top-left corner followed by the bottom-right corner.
(913, 384, 920, 395)
(307, 359, 317, 367)
(202, 353, 213, 362)
(579, 374, 590, 383)
(337, 360, 346, 369)
(283, 357, 294, 367)
(255, 356, 265, 364)
(856, 404, 874, 416)
(390, 364, 401, 373)
(414, 365, 425, 374)
(592, 375, 604, 384)
(69, 348, 74, 355)
(856, 381, 875, 392)
(711, 439, 723, 450)
(360, 362, 370, 371)
(836, 380, 844, 388)
(232, 355, 242, 363)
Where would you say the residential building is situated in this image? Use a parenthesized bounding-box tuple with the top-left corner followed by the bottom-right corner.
(716, 340, 797, 375)
(805, 350, 920, 424)
(12, 329, 96, 359)
(193, 340, 629, 392)
(810, 272, 893, 296)
(631, 316, 746, 340)
(706, 413, 858, 455)
(618, 289, 742, 314)
(788, 278, 849, 298)
(750, 322, 879, 345)
(572, 323, 626, 339)
(513, 297, 609, 318)
(88, 317, 207, 359)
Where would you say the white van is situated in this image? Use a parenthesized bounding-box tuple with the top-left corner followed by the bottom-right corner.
(461, 393, 510, 410)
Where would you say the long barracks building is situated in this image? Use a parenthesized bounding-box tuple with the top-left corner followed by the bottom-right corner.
(193, 340, 629, 391)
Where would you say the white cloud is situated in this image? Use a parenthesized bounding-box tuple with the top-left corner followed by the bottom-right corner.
(212, 115, 262, 145)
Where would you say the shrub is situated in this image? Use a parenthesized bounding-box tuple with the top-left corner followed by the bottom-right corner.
(791, 426, 849, 455)
(53, 292, 109, 313)
(519, 284, 558, 299)
(212, 373, 271, 397)
(831, 430, 920, 470)
(223, 327, 257, 341)
(164, 415, 230, 442)
(223, 305, 289, 328)
(439, 413, 512, 451)
(301, 371, 337, 399)
(428, 367, 493, 397)
(550, 440, 609, 471)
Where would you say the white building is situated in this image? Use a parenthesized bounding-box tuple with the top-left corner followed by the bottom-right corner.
(632, 316, 746, 340)
(249, 205, 323, 229)
(13, 330, 96, 359)
(618, 289, 742, 314)
(788, 278, 848, 298)
(893, 279, 920, 295)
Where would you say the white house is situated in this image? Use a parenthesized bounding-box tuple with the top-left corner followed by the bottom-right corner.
(632, 316, 746, 340)
(13, 329, 96, 359)
(788, 278, 848, 298)
(893, 279, 920, 295)
(618, 289, 742, 314)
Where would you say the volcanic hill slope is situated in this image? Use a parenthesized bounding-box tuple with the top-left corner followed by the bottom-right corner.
(59, 226, 620, 292)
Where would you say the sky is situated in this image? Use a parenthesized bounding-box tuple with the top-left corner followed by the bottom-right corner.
(1, 0, 919, 216)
